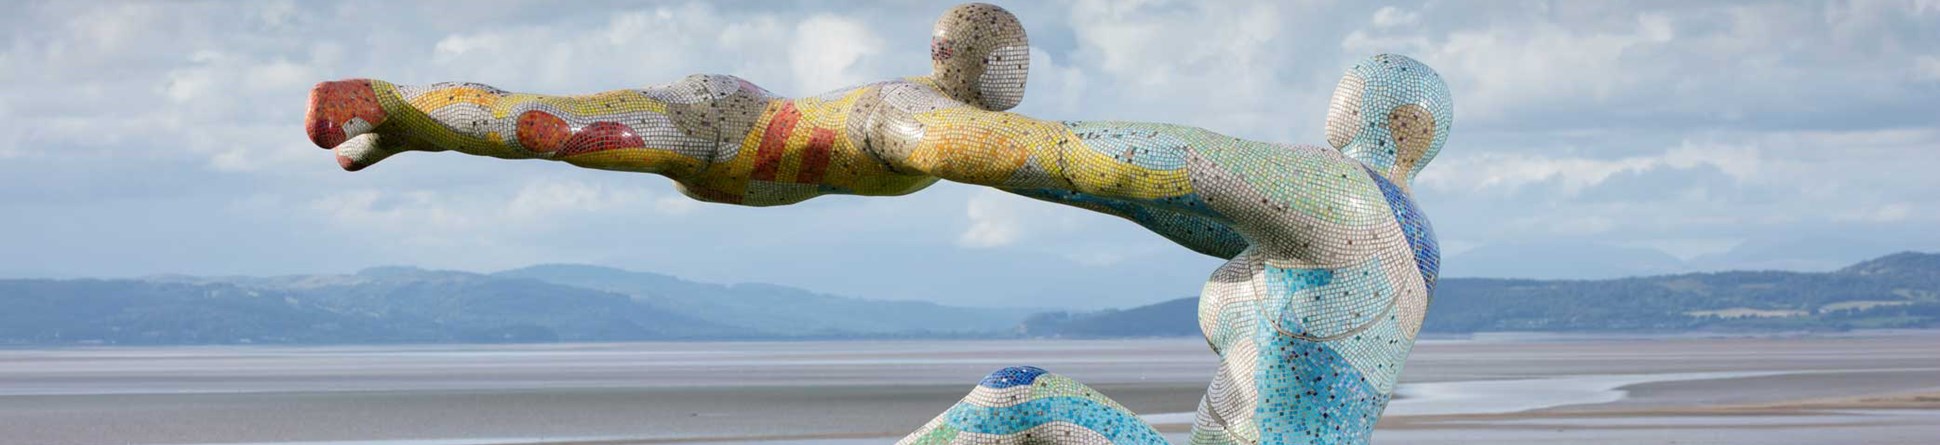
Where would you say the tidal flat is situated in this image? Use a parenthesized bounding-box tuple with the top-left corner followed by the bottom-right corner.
(1, 332, 1936, 445)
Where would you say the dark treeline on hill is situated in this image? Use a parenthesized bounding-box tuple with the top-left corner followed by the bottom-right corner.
(1023, 252, 1940, 337)
(0, 266, 1029, 345)
(1, 252, 1936, 345)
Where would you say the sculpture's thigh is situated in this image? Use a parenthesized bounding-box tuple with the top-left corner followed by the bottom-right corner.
(1190, 249, 1423, 445)
(899, 366, 1168, 445)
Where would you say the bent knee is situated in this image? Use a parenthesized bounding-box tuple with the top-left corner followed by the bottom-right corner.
(978, 365, 1050, 389)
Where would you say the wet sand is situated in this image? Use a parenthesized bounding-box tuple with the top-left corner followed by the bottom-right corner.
(0, 332, 1935, 445)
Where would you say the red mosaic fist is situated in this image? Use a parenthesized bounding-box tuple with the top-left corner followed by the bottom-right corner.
(305, 79, 389, 149)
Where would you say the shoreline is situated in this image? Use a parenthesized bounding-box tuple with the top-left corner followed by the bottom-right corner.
(7, 335, 1934, 445)
(8, 328, 1938, 352)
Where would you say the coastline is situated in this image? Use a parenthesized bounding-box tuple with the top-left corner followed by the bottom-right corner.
(3, 332, 1935, 445)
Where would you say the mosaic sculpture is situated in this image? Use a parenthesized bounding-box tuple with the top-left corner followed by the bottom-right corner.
(303, 4, 1449, 444)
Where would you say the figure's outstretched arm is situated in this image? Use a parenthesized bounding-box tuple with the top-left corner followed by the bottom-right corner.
(305, 74, 776, 177)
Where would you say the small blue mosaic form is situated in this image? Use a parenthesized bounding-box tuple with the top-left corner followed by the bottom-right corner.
(977, 365, 1049, 389)
(1365, 165, 1440, 295)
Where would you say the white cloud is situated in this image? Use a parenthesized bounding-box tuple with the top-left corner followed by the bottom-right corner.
(504, 181, 652, 220)
(788, 14, 885, 93)
(1347, 11, 1676, 122)
(958, 190, 1023, 248)
(1025, 46, 1091, 116)
(1917, 55, 1940, 81)
(313, 179, 679, 230)
(1068, 0, 1282, 89)
(310, 189, 473, 233)
(1838, 202, 1913, 223)
(1417, 140, 1762, 195)
(1372, 6, 1419, 28)
(60, 2, 165, 60)
(653, 195, 701, 215)
(1050, 0, 1347, 141)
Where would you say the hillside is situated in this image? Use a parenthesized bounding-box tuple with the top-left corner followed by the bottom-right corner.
(0, 265, 1035, 346)
(495, 264, 1034, 336)
(0, 268, 740, 345)
(1025, 252, 1940, 337)
(2, 253, 1934, 345)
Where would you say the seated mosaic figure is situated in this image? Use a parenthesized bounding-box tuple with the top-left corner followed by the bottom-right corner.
(302, 4, 1451, 444)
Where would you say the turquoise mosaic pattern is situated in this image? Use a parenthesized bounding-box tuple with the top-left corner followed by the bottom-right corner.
(1253, 267, 1387, 444)
(948, 397, 1167, 444)
(1010, 187, 1246, 259)
(1365, 166, 1439, 296)
(1064, 121, 1195, 170)
(901, 367, 1168, 445)
(1253, 334, 1388, 445)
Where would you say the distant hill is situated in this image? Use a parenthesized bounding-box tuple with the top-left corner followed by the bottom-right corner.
(495, 264, 1033, 336)
(1019, 297, 1199, 338)
(0, 267, 740, 345)
(2, 253, 1935, 345)
(1024, 252, 1940, 338)
(0, 265, 1035, 346)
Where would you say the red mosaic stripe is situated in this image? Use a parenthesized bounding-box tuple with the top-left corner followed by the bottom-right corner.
(750, 102, 800, 181)
(795, 128, 836, 184)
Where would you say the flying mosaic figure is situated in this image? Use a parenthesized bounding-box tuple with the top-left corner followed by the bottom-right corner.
(304, 4, 1449, 444)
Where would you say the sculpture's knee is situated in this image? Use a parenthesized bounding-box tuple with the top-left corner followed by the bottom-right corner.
(978, 365, 1051, 389)
(907, 365, 1168, 445)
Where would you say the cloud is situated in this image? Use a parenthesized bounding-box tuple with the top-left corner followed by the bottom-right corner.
(1346, 9, 1675, 123)
(1371, 6, 1420, 28)
(504, 181, 653, 220)
(958, 189, 1024, 248)
(1344, 2, 1940, 133)
(309, 189, 475, 240)
(1837, 202, 1914, 223)
(1416, 140, 1761, 195)
(309, 179, 675, 237)
(1918, 55, 1940, 81)
(653, 195, 701, 215)
(788, 15, 886, 93)
(1059, 0, 1324, 140)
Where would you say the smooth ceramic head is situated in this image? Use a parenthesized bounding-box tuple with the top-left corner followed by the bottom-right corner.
(929, 3, 1030, 111)
(1325, 54, 1452, 184)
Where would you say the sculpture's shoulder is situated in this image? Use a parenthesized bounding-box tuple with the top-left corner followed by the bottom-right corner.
(1188, 138, 1417, 263)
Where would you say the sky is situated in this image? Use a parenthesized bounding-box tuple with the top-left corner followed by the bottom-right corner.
(2, 0, 1937, 309)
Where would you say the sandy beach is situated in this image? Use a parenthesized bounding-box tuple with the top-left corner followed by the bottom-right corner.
(0, 332, 1935, 445)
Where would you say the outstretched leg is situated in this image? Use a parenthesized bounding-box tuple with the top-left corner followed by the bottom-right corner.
(901, 366, 1168, 445)
(304, 74, 775, 174)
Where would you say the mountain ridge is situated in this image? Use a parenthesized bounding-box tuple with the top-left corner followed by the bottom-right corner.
(1027, 251, 1940, 337)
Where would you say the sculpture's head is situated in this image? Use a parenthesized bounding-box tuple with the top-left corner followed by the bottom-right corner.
(1325, 54, 1453, 185)
(929, 3, 1029, 111)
